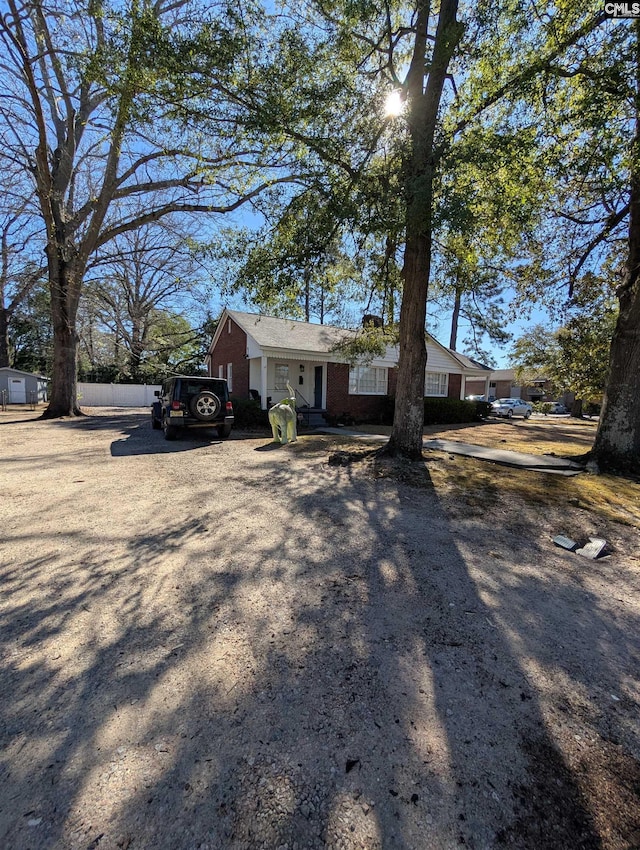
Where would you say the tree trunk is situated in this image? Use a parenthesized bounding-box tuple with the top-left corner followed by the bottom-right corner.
(383, 234, 397, 326)
(590, 208, 640, 470)
(386, 0, 463, 459)
(130, 340, 144, 382)
(449, 283, 462, 350)
(591, 264, 640, 474)
(46, 322, 80, 417)
(591, 22, 640, 475)
(0, 308, 10, 367)
(304, 271, 310, 322)
(129, 315, 144, 381)
(41, 259, 83, 418)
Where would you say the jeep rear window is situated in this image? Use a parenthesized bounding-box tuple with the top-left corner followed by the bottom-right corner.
(180, 380, 227, 398)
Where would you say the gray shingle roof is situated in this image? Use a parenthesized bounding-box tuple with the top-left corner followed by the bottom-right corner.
(223, 309, 491, 372)
(227, 310, 355, 354)
(450, 352, 492, 372)
(490, 368, 516, 380)
(0, 367, 48, 379)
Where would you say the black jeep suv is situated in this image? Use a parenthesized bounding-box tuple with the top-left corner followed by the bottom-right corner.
(151, 376, 234, 441)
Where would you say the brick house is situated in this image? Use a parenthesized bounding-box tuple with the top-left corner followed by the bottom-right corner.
(465, 368, 518, 401)
(207, 309, 491, 420)
(465, 368, 573, 405)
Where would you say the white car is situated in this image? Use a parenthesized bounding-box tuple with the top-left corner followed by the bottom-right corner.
(491, 398, 532, 419)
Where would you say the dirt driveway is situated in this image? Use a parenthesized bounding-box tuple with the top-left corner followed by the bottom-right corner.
(1, 409, 638, 850)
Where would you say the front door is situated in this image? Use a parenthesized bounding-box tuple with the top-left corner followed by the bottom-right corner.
(314, 366, 323, 408)
(9, 378, 26, 403)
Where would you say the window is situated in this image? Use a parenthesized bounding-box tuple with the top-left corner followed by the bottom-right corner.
(349, 365, 388, 395)
(425, 372, 448, 397)
(218, 365, 223, 378)
(274, 363, 289, 390)
(182, 379, 226, 397)
(227, 363, 233, 391)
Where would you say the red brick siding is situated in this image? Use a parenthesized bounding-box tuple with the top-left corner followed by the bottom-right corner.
(447, 373, 462, 399)
(464, 379, 485, 396)
(208, 318, 249, 398)
(326, 362, 395, 420)
(466, 378, 511, 399)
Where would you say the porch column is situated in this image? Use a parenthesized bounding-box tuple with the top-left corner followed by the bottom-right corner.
(261, 356, 268, 409)
(484, 375, 490, 398)
(460, 375, 466, 400)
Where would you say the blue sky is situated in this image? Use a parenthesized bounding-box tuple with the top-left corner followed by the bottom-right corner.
(427, 300, 553, 368)
(204, 283, 552, 370)
(200, 213, 555, 371)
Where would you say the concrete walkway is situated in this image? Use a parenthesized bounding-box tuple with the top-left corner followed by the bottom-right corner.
(314, 428, 585, 476)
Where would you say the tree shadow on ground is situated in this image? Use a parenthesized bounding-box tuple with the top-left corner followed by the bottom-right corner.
(0, 416, 42, 426)
(46, 411, 259, 456)
(0, 428, 637, 849)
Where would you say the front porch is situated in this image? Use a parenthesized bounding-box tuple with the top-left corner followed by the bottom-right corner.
(248, 356, 327, 412)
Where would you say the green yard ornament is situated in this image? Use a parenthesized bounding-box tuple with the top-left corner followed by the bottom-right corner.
(268, 383, 298, 444)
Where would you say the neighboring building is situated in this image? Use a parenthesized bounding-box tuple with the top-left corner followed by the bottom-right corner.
(0, 367, 48, 404)
(206, 309, 492, 420)
(465, 368, 574, 406)
(466, 368, 519, 401)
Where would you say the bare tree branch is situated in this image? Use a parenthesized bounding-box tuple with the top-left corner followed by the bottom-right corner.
(95, 176, 306, 247)
(569, 203, 630, 294)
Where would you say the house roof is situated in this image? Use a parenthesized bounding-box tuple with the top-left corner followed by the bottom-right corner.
(0, 367, 48, 380)
(211, 309, 491, 373)
(490, 368, 516, 381)
(439, 349, 492, 373)
(225, 309, 352, 353)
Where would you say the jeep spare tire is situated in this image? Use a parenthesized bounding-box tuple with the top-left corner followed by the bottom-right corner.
(190, 391, 221, 421)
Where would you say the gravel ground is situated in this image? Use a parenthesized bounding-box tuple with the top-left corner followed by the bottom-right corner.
(0, 408, 638, 850)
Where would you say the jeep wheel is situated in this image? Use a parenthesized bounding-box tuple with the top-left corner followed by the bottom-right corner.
(151, 410, 161, 430)
(163, 415, 178, 440)
(217, 424, 232, 440)
(190, 391, 221, 421)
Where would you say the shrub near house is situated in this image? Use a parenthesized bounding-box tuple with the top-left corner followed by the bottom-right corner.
(230, 397, 269, 429)
(380, 397, 489, 426)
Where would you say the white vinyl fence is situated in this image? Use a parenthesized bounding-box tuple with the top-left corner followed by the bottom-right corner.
(77, 382, 161, 407)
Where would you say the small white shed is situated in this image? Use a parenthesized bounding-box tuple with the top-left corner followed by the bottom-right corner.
(0, 367, 49, 404)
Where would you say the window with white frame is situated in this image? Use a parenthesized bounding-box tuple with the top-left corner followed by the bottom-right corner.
(227, 363, 233, 391)
(274, 363, 289, 390)
(425, 372, 448, 397)
(349, 365, 388, 395)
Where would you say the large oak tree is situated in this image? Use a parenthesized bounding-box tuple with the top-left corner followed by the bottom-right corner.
(0, 0, 298, 416)
(469, 8, 639, 473)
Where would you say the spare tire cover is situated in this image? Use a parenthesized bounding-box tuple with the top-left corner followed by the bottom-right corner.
(190, 391, 221, 421)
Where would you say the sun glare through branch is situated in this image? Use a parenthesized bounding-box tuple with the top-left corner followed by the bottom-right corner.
(384, 90, 405, 117)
